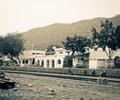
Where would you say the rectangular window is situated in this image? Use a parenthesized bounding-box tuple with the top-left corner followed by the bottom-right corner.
(22, 60, 28, 64)
(26, 60, 28, 64)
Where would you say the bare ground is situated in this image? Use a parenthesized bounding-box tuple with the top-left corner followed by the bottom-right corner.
(0, 73, 120, 100)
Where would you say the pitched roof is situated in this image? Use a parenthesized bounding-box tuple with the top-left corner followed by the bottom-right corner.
(89, 49, 120, 60)
(89, 50, 108, 60)
(19, 50, 45, 59)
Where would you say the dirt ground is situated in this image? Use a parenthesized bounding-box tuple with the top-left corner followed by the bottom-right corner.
(0, 73, 120, 100)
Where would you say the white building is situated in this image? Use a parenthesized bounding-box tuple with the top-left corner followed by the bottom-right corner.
(19, 47, 70, 68)
(35, 47, 69, 68)
(89, 48, 120, 69)
(19, 50, 42, 67)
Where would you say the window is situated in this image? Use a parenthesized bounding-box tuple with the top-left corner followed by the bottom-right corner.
(26, 60, 28, 64)
(60, 52, 63, 54)
(32, 53, 35, 55)
(58, 59, 61, 64)
(22, 60, 28, 64)
(22, 60, 25, 64)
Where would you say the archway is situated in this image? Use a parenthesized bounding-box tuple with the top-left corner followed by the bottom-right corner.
(52, 60, 55, 68)
(41, 60, 44, 67)
(47, 60, 50, 68)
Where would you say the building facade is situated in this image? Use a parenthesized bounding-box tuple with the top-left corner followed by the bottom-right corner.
(73, 54, 89, 68)
(19, 50, 41, 67)
(89, 48, 120, 69)
(19, 47, 70, 68)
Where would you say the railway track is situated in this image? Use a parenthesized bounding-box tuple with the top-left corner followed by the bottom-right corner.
(1, 70, 120, 83)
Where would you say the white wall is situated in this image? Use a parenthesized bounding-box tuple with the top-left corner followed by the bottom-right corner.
(89, 59, 97, 69)
(35, 55, 65, 68)
(19, 47, 68, 68)
(89, 59, 106, 69)
(20, 59, 33, 67)
(97, 60, 106, 68)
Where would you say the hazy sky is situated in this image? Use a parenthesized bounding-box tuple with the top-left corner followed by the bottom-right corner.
(0, 0, 120, 35)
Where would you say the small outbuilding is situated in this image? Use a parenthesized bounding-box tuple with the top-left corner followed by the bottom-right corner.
(89, 48, 120, 69)
(89, 48, 108, 69)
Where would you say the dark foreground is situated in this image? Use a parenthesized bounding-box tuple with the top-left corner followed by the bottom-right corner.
(0, 73, 120, 100)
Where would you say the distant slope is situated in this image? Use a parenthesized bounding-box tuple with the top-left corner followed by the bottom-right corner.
(22, 14, 120, 50)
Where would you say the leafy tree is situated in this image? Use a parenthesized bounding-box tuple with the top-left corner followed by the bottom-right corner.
(62, 35, 90, 55)
(0, 34, 24, 65)
(0, 36, 4, 57)
(91, 19, 120, 67)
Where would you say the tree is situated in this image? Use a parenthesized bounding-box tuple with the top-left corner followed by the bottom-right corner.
(62, 35, 91, 56)
(91, 19, 120, 67)
(1, 34, 24, 65)
(0, 36, 4, 57)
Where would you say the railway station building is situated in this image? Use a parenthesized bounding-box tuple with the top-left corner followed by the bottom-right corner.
(19, 46, 72, 68)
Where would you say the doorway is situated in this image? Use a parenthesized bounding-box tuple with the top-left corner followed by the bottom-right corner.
(52, 60, 55, 68)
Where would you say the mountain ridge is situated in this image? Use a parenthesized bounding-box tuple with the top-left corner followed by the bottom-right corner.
(22, 14, 120, 50)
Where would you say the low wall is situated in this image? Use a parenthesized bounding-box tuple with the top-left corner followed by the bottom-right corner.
(0, 66, 120, 78)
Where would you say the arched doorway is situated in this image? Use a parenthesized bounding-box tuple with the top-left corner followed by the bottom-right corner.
(47, 60, 50, 68)
(52, 60, 55, 68)
(41, 60, 44, 67)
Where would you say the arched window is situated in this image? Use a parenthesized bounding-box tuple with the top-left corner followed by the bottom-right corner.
(57, 59, 61, 64)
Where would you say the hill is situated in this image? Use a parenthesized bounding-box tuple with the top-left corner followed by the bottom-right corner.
(22, 14, 120, 50)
